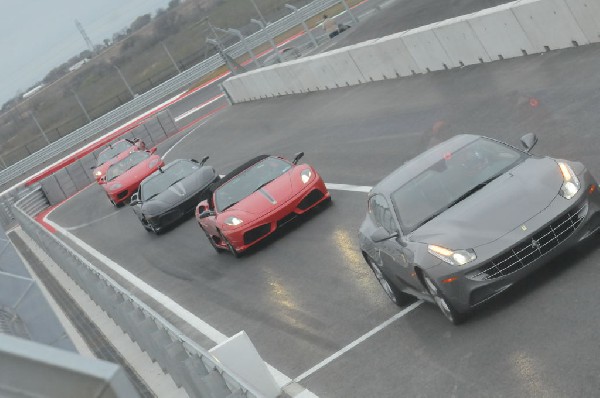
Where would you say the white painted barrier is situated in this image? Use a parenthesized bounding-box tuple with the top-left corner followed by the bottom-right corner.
(209, 331, 281, 398)
(402, 23, 456, 71)
(468, 3, 536, 59)
(512, 0, 588, 50)
(565, 0, 600, 44)
(433, 16, 492, 66)
(222, 0, 600, 103)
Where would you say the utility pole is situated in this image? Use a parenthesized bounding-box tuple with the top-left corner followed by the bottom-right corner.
(113, 65, 135, 98)
(249, 0, 268, 27)
(213, 26, 261, 69)
(205, 19, 244, 75)
(251, 19, 283, 63)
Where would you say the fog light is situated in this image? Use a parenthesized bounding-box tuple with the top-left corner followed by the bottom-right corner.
(589, 184, 596, 194)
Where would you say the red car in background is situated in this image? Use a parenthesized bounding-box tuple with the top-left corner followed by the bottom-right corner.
(100, 148, 163, 206)
(195, 153, 330, 256)
(92, 139, 138, 182)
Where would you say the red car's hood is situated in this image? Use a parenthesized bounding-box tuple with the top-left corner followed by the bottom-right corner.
(105, 155, 161, 188)
(229, 172, 294, 216)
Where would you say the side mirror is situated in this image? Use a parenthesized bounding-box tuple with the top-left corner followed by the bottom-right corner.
(520, 133, 538, 153)
(200, 155, 209, 165)
(149, 146, 157, 154)
(199, 210, 215, 219)
(292, 151, 304, 165)
(370, 227, 399, 243)
(130, 193, 140, 206)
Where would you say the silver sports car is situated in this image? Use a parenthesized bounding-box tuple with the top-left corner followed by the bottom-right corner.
(359, 134, 600, 324)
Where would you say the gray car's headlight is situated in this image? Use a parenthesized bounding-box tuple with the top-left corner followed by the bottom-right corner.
(428, 245, 476, 266)
(558, 162, 580, 200)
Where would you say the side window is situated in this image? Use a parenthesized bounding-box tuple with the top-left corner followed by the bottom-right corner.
(369, 195, 397, 234)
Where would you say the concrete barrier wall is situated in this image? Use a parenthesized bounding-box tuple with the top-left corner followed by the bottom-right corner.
(223, 0, 600, 102)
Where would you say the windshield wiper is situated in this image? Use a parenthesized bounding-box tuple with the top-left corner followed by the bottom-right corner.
(221, 201, 239, 212)
(169, 177, 186, 187)
(254, 179, 275, 192)
(412, 174, 501, 230)
(446, 174, 501, 209)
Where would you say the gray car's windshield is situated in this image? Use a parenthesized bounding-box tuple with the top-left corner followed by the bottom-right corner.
(106, 151, 150, 181)
(215, 157, 292, 212)
(96, 141, 131, 166)
(140, 160, 198, 201)
(391, 138, 527, 233)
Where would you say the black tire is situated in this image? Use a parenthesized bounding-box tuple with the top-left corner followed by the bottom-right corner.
(422, 274, 467, 325)
(365, 254, 413, 306)
(201, 226, 223, 253)
(108, 196, 121, 207)
(219, 230, 241, 258)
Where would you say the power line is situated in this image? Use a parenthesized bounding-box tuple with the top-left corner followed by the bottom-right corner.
(75, 20, 95, 53)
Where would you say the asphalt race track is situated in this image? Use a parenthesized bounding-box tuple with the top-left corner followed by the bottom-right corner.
(43, 2, 600, 398)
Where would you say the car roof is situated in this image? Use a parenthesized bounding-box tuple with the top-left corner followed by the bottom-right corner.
(372, 134, 481, 196)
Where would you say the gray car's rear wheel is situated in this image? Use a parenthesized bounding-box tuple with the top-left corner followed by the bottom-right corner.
(365, 254, 412, 306)
(422, 274, 466, 325)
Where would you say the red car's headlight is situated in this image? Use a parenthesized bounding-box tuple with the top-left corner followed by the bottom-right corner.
(300, 169, 312, 184)
(224, 216, 243, 226)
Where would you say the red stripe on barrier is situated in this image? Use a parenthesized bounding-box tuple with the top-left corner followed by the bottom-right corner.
(35, 207, 56, 233)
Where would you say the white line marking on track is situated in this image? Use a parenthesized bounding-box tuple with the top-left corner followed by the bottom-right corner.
(64, 209, 120, 231)
(326, 183, 371, 193)
(174, 94, 225, 122)
(162, 120, 210, 159)
(294, 300, 423, 383)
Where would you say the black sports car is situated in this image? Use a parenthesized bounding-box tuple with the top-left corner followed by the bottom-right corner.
(359, 134, 600, 324)
(130, 157, 219, 233)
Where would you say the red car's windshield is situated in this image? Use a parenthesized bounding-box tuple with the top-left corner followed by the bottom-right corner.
(96, 141, 132, 166)
(106, 151, 151, 181)
(214, 157, 291, 212)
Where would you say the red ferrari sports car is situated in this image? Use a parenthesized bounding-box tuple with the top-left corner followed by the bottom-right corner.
(92, 139, 139, 182)
(100, 148, 163, 206)
(195, 153, 330, 256)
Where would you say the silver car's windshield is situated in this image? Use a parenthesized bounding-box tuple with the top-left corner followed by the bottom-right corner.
(140, 160, 198, 201)
(215, 157, 292, 212)
(390, 138, 527, 233)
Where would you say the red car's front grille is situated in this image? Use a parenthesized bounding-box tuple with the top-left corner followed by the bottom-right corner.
(297, 189, 324, 210)
(117, 190, 129, 199)
(243, 224, 271, 245)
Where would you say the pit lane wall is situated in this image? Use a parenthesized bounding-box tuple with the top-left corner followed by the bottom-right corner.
(222, 0, 600, 102)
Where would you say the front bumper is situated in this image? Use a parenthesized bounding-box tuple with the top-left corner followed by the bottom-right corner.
(428, 176, 600, 313)
(221, 175, 330, 252)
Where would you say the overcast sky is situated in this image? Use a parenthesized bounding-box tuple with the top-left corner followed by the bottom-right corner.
(0, 0, 174, 105)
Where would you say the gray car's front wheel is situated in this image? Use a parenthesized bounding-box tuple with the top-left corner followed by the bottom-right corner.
(422, 274, 466, 325)
(365, 254, 413, 306)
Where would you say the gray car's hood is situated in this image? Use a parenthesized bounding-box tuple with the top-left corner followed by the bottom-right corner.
(411, 157, 563, 249)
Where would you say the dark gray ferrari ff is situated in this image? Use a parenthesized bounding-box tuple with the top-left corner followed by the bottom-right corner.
(130, 157, 219, 233)
(359, 134, 600, 324)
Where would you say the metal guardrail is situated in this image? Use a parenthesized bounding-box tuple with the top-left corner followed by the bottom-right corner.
(0, 0, 346, 187)
(13, 189, 264, 398)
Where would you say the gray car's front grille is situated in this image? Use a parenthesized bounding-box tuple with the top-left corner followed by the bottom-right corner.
(471, 203, 587, 281)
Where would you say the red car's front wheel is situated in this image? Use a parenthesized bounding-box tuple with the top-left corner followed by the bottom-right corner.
(219, 230, 240, 258)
